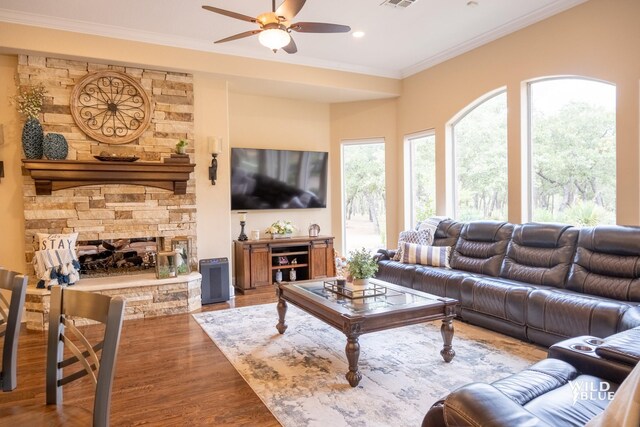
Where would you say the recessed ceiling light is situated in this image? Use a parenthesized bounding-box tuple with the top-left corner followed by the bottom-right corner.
(352, 31, 365, 38)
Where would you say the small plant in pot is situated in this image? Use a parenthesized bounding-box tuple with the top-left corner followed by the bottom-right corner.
(175, 139, 188, 154)
(347, 248, 378, 287)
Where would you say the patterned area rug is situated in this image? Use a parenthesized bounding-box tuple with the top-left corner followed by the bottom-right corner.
(193, 304, 546, 427)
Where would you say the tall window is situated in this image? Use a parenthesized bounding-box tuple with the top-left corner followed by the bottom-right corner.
(342, 140, 386, 255)
(452, 91, 508, 220)
(529, 78, 616, 225)
(405, 132, 436, 229)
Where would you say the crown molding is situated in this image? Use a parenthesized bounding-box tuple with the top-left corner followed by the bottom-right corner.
(400, 0, 589, 78)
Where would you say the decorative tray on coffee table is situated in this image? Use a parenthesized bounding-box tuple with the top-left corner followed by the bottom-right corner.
(323, 280, 387, 299)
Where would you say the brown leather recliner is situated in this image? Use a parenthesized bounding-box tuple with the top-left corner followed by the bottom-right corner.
(423, 327, 640, 427)
(458, 223, 578, 340)
(526, 226, 640, 346)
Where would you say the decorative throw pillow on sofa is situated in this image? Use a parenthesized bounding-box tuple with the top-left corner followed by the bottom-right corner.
(37, 232, 78, 251)
(416, 216, 450, 234)
(393, 229, 432, 261)
(401, 242, 451, 268)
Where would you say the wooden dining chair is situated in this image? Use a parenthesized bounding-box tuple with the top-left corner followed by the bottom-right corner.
(0, 267, 27, 392)
(0, 286, 126, 426)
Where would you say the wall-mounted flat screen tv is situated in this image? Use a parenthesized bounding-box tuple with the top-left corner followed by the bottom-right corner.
(231, 148, 328, 210)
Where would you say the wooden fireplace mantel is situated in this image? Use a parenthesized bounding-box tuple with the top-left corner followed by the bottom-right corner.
(22, 159, 196, 195)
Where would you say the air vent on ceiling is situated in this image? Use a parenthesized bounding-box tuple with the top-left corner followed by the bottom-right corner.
(380, 0, 418, 8)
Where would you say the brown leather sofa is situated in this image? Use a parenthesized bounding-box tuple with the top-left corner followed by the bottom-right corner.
(376, 221, 640, 346)
(422, 327, 640, 427)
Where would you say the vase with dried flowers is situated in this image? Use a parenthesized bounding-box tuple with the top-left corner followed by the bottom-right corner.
(11, 83, 47, 159)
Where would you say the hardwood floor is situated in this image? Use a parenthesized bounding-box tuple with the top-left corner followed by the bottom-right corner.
(0, 291, 281, 426)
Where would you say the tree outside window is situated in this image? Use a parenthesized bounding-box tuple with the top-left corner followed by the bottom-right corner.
(529, 78, 616, 225)
(342, 141, 386, 254)
(452, 91, 508, 221)
(407, 133, 436, 228)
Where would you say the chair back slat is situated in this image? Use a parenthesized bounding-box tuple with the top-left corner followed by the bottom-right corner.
(59, 341, 103, 368)
(60, 334, 98, 385)
(0, 268, 27, 392)
(46, 286, 125, 427)
(58, 366, 92, 386)
(63, 319, 102, 374)
(61, 290, 112, 323)
(0, 292, 10, 319)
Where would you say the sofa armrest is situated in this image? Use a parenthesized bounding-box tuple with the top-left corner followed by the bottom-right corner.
(422, 399, 446, 427)
(440, 383, 552, 427)
(548, 335, 635, 384)
(620, 307, 640, 332)
(596, 327, 640, 365)
(375, 249, 396, 262)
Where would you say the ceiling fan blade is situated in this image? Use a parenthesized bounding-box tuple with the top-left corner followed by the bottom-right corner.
(202, 5, 256, 23)
(214, 30, 262, 44)
(282, 37, 298, 54)
(289, 22, 351, 33)
(276, 0, 307, 21)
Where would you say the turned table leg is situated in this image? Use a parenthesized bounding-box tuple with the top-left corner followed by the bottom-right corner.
(440, 317, 455, 362)
(276, 297, 288, 334)
(345, 335, 362, 387)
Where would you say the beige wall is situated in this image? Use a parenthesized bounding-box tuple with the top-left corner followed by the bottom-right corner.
(193, 74, 231, 262)
(229, 93, 331, 239)
(330, 99, 398, 252)
(0, 54, 24, 272)
(397, 0, 640, 226)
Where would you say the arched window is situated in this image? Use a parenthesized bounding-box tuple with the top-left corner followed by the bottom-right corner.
(528, 78, 616, 225)
(451, 90, 508, 220)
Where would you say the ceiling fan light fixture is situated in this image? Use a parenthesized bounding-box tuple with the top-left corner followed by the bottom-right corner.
(259, 28, 291, 50)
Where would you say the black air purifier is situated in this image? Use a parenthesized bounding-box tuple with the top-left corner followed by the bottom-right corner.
(199, 258, 230, 304)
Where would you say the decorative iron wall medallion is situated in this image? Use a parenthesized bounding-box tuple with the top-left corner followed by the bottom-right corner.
(70, 71, 152, 144)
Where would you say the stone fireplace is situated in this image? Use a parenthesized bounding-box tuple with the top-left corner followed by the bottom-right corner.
(19, 54, 202, 329)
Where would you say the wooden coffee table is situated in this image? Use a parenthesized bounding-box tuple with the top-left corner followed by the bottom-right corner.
(275, 278, 458, 387)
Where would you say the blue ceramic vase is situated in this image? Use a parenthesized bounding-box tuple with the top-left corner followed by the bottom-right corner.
(43, 133, 69, 160)
(22, 117, 44, 159)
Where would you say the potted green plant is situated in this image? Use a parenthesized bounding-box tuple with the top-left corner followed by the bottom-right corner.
(175, 139, 188, 154)
(347, 248, 378, 287)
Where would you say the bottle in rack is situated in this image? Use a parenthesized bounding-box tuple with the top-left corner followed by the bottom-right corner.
(275, 269, 283, 283)
(289, 269, 296, 281)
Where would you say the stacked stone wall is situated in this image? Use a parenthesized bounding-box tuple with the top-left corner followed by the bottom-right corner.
(17, 55, 197, 280)
(25, 274, 202, 330)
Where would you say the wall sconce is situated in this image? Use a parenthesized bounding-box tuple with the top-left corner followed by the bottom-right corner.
(208, 137, 222, 185)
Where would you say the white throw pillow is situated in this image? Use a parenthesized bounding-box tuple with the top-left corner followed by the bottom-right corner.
(37, 232, 78, 251)
(393, 229, 432, 261)
(401, 243, 451, 268)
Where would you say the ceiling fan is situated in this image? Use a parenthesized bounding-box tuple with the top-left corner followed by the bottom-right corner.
(202, 0, 351, 54)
